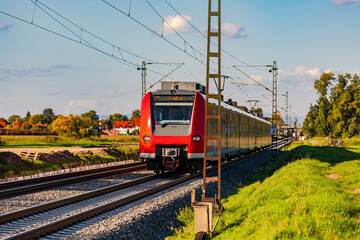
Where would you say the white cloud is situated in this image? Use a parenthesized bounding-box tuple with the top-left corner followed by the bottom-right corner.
(201, 22, 246, 39)
(222, 22, 246, 39)
(331, 0, 360, 4)
(66, 99, 97, 113)
(0, 24, 12, 32)
(160, 15, 191, 35)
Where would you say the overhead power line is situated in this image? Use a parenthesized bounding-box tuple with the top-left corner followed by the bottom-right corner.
(0, 1, 185, 80)
(233, 66, 272, 92)
(162, 0, 269, 72)
(102, 0, 207, 67)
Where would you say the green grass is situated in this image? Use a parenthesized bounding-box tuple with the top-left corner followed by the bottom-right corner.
(0, 145, 140, 178)
(167, 138, 360, 240)
(0, 135, 139, 148)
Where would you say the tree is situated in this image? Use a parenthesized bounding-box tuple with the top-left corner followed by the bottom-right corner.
(81, 110, 99, 122)
(312, 73, 335, 137)
(23, 111, 31, 123)
(110, 113, 128, 122)
(21, 121, 32, 130)
(0, 117, 7, 123)
(28, 114, 44, 125)
(50, 114, 99, 138)
(7, 115, 21, 123)
(314, 72, 335, 97)
(304, 72, 360, 138)
(302, 104, 318, 137)
(42, 108, 55, 124)
(130, 109, 140, 121)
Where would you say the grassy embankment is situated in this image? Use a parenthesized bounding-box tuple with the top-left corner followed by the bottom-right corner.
(0, 145, 140, 178)
(168, 138, 360, 239)
(0, 135, 139, 148)
(0, 135, 140, 178)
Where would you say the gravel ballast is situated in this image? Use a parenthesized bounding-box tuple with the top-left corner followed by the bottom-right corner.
(45, 150, 273, 240)
(0, 170, 152, 214)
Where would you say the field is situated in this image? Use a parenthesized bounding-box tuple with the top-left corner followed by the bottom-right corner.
(0, 135, 139, 148)
(167, 138, 360, 239)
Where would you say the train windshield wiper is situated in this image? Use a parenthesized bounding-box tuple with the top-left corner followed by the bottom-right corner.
(158, 120, 190, 125)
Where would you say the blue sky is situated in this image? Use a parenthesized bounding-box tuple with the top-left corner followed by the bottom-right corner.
(1, 0, 360, 123)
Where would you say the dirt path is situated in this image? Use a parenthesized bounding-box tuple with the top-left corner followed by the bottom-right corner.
(0, 143, 138, 155)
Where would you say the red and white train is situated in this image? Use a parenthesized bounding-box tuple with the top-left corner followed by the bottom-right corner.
(140, 82, 272, 174)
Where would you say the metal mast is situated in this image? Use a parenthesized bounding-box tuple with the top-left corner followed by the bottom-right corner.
(139, 61, 147, 99)
(271, 61, 278, 138)
(203, 0, 222, 207)
(285, 91, 288, 126)
(282, 91, 288, 126)
(289, 105, 292, 127)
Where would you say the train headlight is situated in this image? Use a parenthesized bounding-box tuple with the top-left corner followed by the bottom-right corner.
(191, 135, 202, 142)
(143, 135, 152, 142)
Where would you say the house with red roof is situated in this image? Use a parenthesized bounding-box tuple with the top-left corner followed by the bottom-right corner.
(0, 122, 6, 128)
(12, 122, 23, 128)
(113, 119, 140, 135)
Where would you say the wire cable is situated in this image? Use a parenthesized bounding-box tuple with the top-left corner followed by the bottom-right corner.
(162, 0, 268, 72)
(102, 0, 207, 67)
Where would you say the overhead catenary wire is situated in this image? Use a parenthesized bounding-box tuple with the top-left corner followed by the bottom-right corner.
(102, 0, 208, 67)
(162, 0, 269, 72)
(233, 66, 273, 93)
(0, 2, 180, 80)
(33, 0, 158, 64)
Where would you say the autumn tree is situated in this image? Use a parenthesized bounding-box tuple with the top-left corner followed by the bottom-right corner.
(28, 114, 44, 126)
(50, 114, 99, 138)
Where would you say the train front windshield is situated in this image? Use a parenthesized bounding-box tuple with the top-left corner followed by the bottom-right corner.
(152, 102, 193, 125)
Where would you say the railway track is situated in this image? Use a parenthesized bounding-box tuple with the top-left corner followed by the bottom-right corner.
(0, 138, 292, 239)
(0, 161, 146, 198)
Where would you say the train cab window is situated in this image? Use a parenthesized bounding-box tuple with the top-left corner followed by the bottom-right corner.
(152, 102, 193, 125)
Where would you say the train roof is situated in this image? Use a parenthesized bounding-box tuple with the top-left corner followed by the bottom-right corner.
(149, 90, 271, 125)
(204, 94, 271, 125)
(151, 89, 196, 96)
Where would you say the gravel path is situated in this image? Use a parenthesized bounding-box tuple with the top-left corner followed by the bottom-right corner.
(40, 151, 272, 240)
(0, 170, 152, 214)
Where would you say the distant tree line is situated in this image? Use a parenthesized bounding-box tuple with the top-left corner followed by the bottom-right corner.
(0, 109, 141, 138)
(302, 73, 360, 138)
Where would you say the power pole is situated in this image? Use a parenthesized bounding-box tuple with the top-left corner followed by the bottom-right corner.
(138, 62, 183, 100)
(289, 105, 292, 127)
(192, 0, 223, 238)
(285, 91, 288, 126)
(271, 61, 278, 133)
(138, 61, 147, 99)
(282, 91, 289, 129)
(203, 0, 222, 207)
(271, 61, 278, 155)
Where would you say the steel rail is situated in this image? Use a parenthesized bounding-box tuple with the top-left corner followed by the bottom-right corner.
(0, 162, 146, 198)
(0, 173, 160, 224)
(0, 162, 142, 190)
(2, 138, 293, 239)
